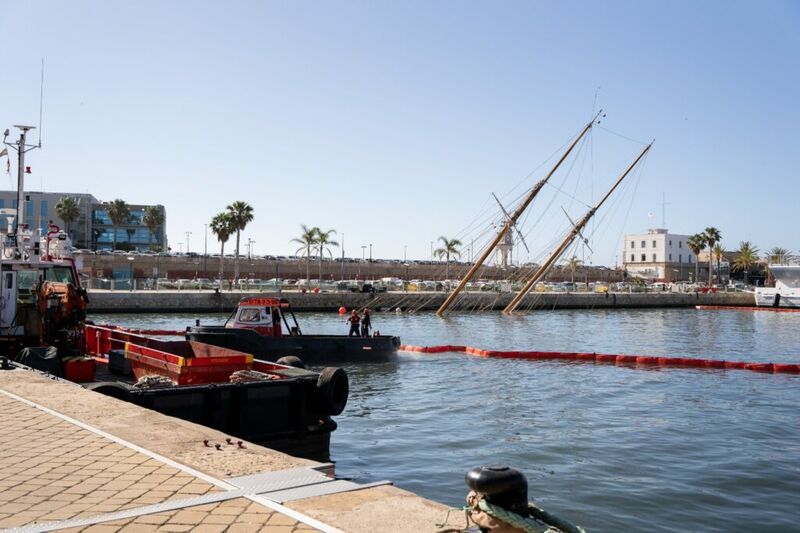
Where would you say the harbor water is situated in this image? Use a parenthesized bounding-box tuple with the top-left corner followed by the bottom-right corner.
(90, 308, 800, 532)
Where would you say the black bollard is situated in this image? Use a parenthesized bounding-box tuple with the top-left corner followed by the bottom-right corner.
(466, 465, 529, 514)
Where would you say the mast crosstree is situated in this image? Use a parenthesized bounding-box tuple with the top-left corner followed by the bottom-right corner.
(503, 141, 653, 314)
(435, 111, 603, 317)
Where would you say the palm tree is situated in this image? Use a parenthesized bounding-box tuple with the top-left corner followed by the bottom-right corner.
(315, 228, 338, 282)
(210, 212, 235, 282)
(226, 201, 254, 281)
(765, 247, 792, 286)
(732, 241, 760, 286)
(433, 236, 462, 280)
(562, 255, 583, 284)
(712, 244, 725, 285)
(686, 233, 706, 284)
(703, 227, 721, 286)
(55, 196, 80, 239)
(142, 206, 165, 251)
(106, 199, 131, 251)
(291, 225, 319, 283)
(765, 247, 792, 265)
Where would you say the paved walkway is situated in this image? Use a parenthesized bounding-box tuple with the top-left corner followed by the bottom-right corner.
(0, 368, 465, 533)
(0, 390, 319, 532)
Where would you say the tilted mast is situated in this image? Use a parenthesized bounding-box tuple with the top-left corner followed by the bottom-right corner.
(435, 111, 602, 317)
(503, 141, 653, 314)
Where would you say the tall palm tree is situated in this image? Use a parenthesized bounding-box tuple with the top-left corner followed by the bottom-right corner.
(686, 233, 706, 284)
(712, 244, 725, 284)
(433, 236, 462, 280)
(732, 241, 760, 286)
(291, 225, 318, 283)
(210, 212, 235, 282)
(55, 196, 80, 239)
(226, 201, 254, 281)
(315, 228, 338, 282)
(562, 255, 583, 284)
(106, 199, 130, 251)
(142, 205, 165, 251)
(703, 227, 721, 286)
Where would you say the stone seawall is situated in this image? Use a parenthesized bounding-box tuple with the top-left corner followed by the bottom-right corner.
(87, 290, 756, 313)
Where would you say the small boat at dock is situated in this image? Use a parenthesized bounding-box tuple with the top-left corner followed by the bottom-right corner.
(186, 296, 401, 365)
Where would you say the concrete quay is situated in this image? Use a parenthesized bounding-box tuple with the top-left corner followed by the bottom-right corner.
(0, 368, 465, 532)
(87, 289, 756, 313)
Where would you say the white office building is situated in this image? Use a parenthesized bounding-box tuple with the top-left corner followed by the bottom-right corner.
(622, 228, 698, 281)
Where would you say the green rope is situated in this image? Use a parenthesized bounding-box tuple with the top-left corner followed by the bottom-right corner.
(478, 499, 585, 533)
(435, 506, 470, 531)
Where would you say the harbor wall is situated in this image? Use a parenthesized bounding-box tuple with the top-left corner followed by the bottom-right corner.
(87, 289, 756, 313)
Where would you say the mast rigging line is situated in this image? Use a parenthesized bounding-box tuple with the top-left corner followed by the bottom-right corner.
(435, 111, 603, 317)
(503, 141, 654, 314)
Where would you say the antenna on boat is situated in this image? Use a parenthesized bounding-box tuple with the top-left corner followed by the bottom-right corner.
(38, 58, 45, 148)
(3, 125, 39, 252)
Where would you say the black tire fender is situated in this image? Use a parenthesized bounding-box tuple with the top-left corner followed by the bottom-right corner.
(276, 355, 306, 369)
(86, 381, 133, 402)
(316, 367, 349, 416)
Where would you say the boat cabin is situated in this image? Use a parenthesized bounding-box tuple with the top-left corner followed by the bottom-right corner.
(226, 297, 298, 337)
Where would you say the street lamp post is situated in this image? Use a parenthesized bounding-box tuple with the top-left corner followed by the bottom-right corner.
(247, 238, 255, 260)
(361, 245, 366, 261)
(204, 223, 208, 276)
(185, 231, 192, 254)
(369, 243, 372, 262)
(404, 245, 407, 262)
(177, 242, 183, 254)
(127, 256, 134, 291)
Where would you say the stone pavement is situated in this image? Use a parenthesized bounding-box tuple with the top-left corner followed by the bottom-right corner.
(0, 391, 317, 532)
(0, 369, 466, 533)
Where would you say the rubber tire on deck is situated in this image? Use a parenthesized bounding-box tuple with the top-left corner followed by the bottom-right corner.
(276, 356, 306, 369)
(316, 367, 349, 416)
(85, 382, 133, 402)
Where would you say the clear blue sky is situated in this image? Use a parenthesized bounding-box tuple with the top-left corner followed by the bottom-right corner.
(2, 1, 798, 265)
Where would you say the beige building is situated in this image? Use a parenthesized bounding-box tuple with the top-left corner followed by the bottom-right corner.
(622, 228, 702, 282)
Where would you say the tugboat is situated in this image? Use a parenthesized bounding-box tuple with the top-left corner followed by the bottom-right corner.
(186, 296, 402, 365)
(0, 124, 348, 461)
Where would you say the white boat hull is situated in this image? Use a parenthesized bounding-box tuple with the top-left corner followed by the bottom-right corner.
(754, 288, 800, 308)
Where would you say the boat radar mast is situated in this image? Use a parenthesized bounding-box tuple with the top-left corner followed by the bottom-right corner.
(2, 125, 39, 255)
(434, 111, 603, 317)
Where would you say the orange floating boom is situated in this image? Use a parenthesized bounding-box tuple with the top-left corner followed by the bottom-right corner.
(398, 345, 800, 374)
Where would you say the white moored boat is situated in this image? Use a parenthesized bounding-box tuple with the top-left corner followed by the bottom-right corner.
(754, 263, 800, 307)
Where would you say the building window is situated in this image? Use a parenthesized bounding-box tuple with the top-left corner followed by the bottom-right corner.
(641, 240, 646, 248)
(679, 254, 682, 263)
(631, 241, 635, 249)
(669, 254, 672, 261)
(689, 255, 693, 263)
(641, 253, 646, 261)
(669, 240, 672, 246)
(679, 241, 682, 248)
(652, 240, 656, 248)
(652, 253, 657, 261)
(630, 254, 635, 262)
(40, 200, 48, 217)
(0, 199, 4, 208)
